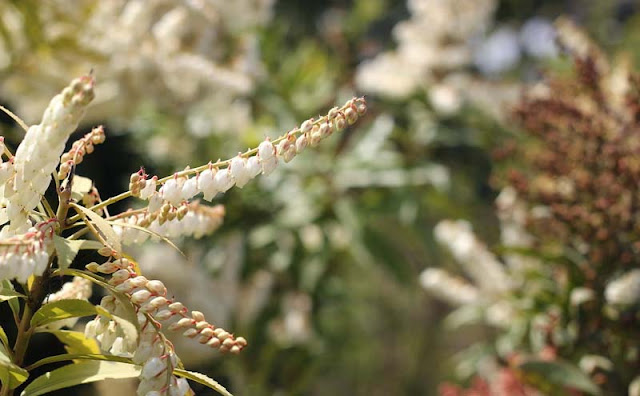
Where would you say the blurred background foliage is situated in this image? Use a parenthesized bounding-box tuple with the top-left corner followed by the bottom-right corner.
(0, 0, 639, 395)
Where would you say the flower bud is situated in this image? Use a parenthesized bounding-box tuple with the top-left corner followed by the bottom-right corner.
(168, 302, 185, 313)
(191, 311, 205, 321)
(146, 280, 166, 295)
(131, 289, 152, 304)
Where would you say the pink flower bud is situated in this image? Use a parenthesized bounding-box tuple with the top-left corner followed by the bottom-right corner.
(130, 289, 152, 304)
(146, 280, 166, 295)
(155, 309, 173, 321)
(191, 311, 205, 321)
(183, 328, 198, 338)
(168, 302, 185, 313)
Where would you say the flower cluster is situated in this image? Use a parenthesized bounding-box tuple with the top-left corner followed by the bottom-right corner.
(0, 219, 55, 283)
(129, 98, 367, 209)
(113, 202, 225, 245)
(0, 0, 275, 140)
(45, 276, 93, 302)
(85, 255, 246, 394)
(426, 21, 640, 394)
(0, 76, 95, 234)
(58, 125, 106, 180)
(356, 0, 496, 100)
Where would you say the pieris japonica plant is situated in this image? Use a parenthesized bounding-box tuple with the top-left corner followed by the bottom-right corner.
(0, 74, 366, 396)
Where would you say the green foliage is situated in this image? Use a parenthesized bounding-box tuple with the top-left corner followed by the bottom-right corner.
(20, 361, 140, 396)
(518, 359, 602, 396)
(30, 299, 99, 328)
(0, 344, 28, 390)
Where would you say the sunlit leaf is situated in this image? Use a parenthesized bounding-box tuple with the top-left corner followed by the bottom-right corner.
(31, 299, 98, 328)
(1, 280, 21, 320)
(518, 359, 601, 395)
(0, 342, 28, 389)
(0, 326, 8, 350)
(20, 361, 140, 396)
(174, 369, 234, 396)
(45, 330, 100, 355)
(71, 203, 122, 252)
(55, 268, 140, 342)
(26, 353, 133, 372)
(0, 286, 26, 302)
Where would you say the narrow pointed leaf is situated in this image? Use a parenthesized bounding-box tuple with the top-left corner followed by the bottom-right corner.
(31, 299, 97, 328)
(71, 203, 122, 252)
(45, 330, 100, 354)
(59, 269, 140, 340)
(0, 326, 8, 350)
(2, 280, 21, 320)
(26, 353, 133, 371)
(174, 369, 234, 396)
(20, 361, 140, 396)
(518, 359, 601, 395)
(0, 343, 28, 389)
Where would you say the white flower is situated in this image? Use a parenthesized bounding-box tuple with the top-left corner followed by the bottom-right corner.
(213, 169, 234, 192)
(160, 177, 182, 206)
(180, 177, 198, 200)
(230, 155, 251, 188)
(198, 168, 218, 201)
(605, 269, 640, 306)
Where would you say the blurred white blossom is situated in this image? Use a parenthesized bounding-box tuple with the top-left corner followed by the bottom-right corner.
(356, 0, 496, 99)
(0, 0, 275, 138)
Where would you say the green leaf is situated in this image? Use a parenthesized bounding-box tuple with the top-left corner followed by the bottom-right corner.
(0, 342, 28, 389)
(53, 237, 102, 270)
(45, 330, 100, 355)
(20, 361, 140, 396)
(0, 326, 8, 350)
(0, 282, 26, 302)
(58, 269, 140, 342)
(518, 359, 601, 395)
(31, 299, 98, 328)
(174, 369, 234, 396)
(71, 175, 93, 202)
(71, 203, 122, 252)
(26, 353, 133, 372)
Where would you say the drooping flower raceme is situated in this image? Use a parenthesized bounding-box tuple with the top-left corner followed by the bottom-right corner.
(0, 219, 56, 283)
